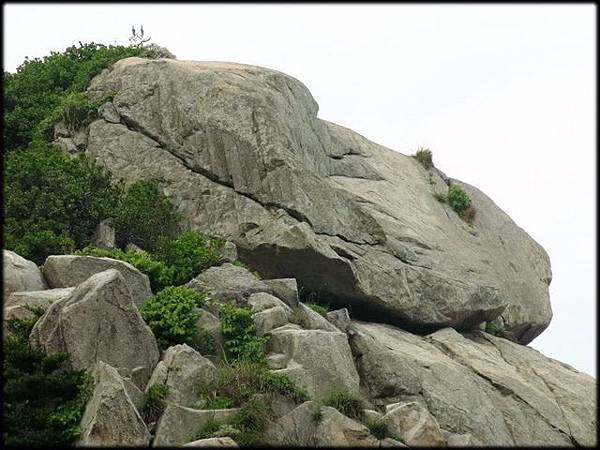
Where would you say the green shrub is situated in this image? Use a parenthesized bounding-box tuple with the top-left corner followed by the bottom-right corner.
(204, 396, 234, 410)
(323, 390, 365, 422)
(155, 230, 224, 285)
(306, 303, 329, 318)
(4, 41, 170, 153)
(220, 303, 268, 365)
(140, 286, 206, 350)
(201, 361, 308, 408)
(230, 398, 271, 446)
(413, 147, 433, 169)
(4, 143, 119, 264)
(447, 185, 472, 215)
(141, 384, 170, 423)
(195, 418, 233, 440)
(114, 179, 181, 251)
(3, 314, 93, 446)
(485, 321, 505, 337)
(76, 246, 175, 292)
(367, 418, 391, 440)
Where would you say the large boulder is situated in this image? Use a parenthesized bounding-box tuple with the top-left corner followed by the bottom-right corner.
(3, 288, 74, 338)
(146, 344, 216, 407)
(78, 361, 151, 446)
(85, 58, 552, 343)
(43, 255, 152, 306)
(350, 321, 596, 446)
(265, 400, 379, 446)
(3, 250, 47, 298)
(29, 269, 159, 385)
(383, 401, 445, 447)
(4, 287, 74, 309)
(267, 325, 360, 400)
(153, 405, 238, 447)
(186, 263, 272, 303)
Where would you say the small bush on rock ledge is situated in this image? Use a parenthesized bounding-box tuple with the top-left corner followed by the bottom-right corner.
(141, 384, 170, 423)
(323, 389, 365, 422)
(413, 147, 434, 169)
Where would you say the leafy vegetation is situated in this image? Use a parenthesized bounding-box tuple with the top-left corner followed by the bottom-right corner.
(230, 398, 271, 446)
(4, 41, 172, 153)
(5, 143, 118, 264)
(485, 321, 505, 337)
(114, 179, 181, 251)
(306, 302, 329, 318)
(199, 361, 308, 409)
(323, 389, 365, 422)
(447, 185, 471, 214)
(3, 39, 178, 265)
(413, 147, 433, 169)
(76, 229, 224, 292)
(220, 303, 268, 365)
(140, 286, 206, 350)
(141, 384, 170, 423)
(3, 313, 93, 446)
(154, 230, 224, 285)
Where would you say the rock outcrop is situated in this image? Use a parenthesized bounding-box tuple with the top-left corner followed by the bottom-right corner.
(29, 269, 159, 385)
(3, 250, 47, 298)
(85, 57, 552, 343)
(43, 255, 153, 306)
(146, 344, 216, 407)
(350, 321, 596, 446)
(78, 361, 151, 446)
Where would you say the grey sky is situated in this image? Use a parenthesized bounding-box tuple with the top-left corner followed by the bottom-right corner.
(4, 4, 596, 376)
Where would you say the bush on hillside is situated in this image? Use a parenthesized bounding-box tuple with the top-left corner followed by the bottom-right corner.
(114, 179, 181, 251)
(3, 313, 93, 446)
(4, 143, 118, 264)
(140, 286, 206, 350)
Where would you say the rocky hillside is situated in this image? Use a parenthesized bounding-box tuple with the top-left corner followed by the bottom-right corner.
(3, 55, 595, 447)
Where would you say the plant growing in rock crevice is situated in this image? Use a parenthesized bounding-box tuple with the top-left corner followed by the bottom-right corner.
(323, 389, 365, 422)
(141, 384, 170, 424)
(413, 147, 434, 169)
(219, 303, 268, 365)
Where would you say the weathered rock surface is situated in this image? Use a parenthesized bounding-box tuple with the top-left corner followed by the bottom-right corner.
(265, 400, 379, 446)
(383, 401, 445, 447)
(350, 321, 596, 446)
(146, 344, 216, 407)
(292, 302, 339, 332)
(183, 437, 239, 447)
(30, 269, 159, 384)
(85, 57, 552, 343)
(186, 263, 272, 303)
(153, 405, 238, 447)
(262, 278, 299, 307)
(267, 325, 360, 400)
(78, 361, 151, 446)
(3, 250, 47, 298)
(5, 287, 74, 309)
(91, 218, 116, 249)
(43, 255, 152, 306)
(3, 288, 74, 338)
(193, 307, 224, 361)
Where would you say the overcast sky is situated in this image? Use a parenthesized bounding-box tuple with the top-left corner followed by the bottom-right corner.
(4, 4, 596, 376)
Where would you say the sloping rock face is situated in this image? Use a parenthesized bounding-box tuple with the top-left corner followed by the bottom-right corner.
(44, 255, 152, 306)
(3, 250, 47, 298)
(350, 321, 596, 447)
(78, 361, 151, 446)
(29, 269, 159, 384)
(85, 57, 551, 343)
